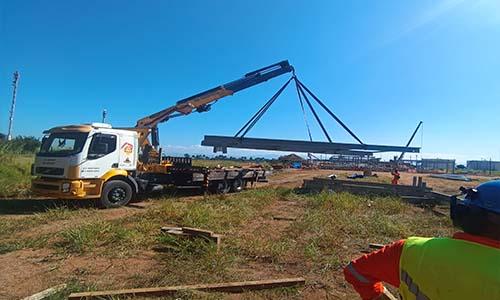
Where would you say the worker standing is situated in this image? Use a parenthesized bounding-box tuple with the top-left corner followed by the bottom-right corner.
(391, 169, 400, 185)
(343, 180, 500, 300)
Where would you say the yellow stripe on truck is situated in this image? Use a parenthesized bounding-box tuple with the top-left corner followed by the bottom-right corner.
(100, 169, 128, 182)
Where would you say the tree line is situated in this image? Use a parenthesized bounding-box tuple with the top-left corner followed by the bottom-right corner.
(0, 136, 41, 154)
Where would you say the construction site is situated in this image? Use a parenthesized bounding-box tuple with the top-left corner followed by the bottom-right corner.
(2, 2, 500, 300)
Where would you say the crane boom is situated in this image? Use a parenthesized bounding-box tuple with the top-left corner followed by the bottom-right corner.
(134, 60, 293, 147)
(136, 60, 293, 127)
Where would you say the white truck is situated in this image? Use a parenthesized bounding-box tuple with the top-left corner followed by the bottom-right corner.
(31, 61, 294, 207)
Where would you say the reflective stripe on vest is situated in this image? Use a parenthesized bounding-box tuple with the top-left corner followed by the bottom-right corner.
(346, 262, 370, 284)
(400, 269, 430, 300)
(399, 236, 500, 300)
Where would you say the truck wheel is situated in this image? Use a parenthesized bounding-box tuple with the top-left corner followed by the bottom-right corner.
(99, 180, 133, 208)
(231, 178, 244, 192)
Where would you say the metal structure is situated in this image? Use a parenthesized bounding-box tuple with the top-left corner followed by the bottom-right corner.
(397, 121, 423, 161)
(202, 75, 421, 156)
(202, 136, 420, 155)
(7, 71, 20, 141)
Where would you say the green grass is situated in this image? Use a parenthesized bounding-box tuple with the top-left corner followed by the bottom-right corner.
(0, 206, 98, 254)
(279, 192, 451, 272)
(227, 190, 453, 280)
(0, 154, 33, 197)
(54, 220, 137, 254)
(1, 187, 454, 299)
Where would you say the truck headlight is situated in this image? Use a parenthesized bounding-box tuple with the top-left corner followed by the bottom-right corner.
(62, 183, 70, 192)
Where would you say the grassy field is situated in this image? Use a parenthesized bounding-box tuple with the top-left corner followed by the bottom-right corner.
(0, 154, 489, 298)
(0, 154, 33, 198)
(0, 186, 454, 299)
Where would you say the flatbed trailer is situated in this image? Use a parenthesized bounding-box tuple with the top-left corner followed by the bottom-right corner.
(140, 157, 267, 193)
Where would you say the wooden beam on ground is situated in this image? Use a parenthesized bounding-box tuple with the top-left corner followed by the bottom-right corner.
(272, 216, 297, 221)
(68, 278, 306, 299)
(160, 226, 221, 248)
(380, 288, 399, 300)
(22, 284, 67, 300)
(431, 208, 448, 217)
(368, 243, 384, 250)
(182, 227, 214, 238)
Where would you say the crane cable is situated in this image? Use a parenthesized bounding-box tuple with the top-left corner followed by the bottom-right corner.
(235, 76, 293, 138)
(294, 77, 313, 142)
(295, 79, 332, 143)
(234, 75, 365, 146)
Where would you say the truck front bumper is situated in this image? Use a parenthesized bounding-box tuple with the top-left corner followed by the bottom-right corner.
(31, 178, 103, 199)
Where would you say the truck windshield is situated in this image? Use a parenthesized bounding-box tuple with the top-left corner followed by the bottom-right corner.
(38, 132, 89, 157)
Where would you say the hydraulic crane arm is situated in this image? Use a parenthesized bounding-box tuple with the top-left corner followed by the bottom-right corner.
(134, 60, 293, 149)
(135, 61, 294, 145)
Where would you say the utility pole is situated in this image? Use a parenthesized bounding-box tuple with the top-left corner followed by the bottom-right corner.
(7, 71, 20, 141)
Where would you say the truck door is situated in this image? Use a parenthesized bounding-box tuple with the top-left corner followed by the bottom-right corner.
(80, 133, 119, 178)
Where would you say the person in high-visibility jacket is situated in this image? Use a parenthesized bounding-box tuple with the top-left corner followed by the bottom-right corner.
(344, 180, 500, 300)
(391, 169, 400, 185)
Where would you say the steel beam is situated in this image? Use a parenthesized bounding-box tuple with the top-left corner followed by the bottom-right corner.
(201, 136, 420, 155)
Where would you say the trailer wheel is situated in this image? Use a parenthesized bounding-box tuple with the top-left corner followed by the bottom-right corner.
(212, 180, 230, 194)
(99, 180, 133, 208)
(231, 178, 244, 192)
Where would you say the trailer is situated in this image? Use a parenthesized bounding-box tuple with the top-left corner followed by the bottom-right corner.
(140, 157, 267, 193)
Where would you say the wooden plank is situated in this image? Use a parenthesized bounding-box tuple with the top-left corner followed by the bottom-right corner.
(368, 243, 384, 249)
(68, 278, 306, 299)
(22, 284, 67, 300)
(428, 191, 451, 202)
(431, 208, 448, 217)
(160, 226, 183, 232)
(381, 288, 399, 300)
(182, 227, 214, 238)
(272, 216, 297, 221)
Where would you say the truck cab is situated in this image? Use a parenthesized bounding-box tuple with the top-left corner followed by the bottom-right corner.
(32, 123, 140, 207)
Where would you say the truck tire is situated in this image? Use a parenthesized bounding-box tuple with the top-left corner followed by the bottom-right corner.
(231, 178, 244, 192)
(99, 180, 133, 208)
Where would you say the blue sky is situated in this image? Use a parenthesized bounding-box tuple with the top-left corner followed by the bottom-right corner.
(1, 0, 500, 162)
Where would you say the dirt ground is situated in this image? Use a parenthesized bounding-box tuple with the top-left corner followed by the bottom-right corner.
(0, 169, 494, 299)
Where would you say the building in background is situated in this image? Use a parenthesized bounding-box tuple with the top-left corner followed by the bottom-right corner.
(418, 158, 456, 173)
(278, 154, 304, 169)
(466, 160, 500, 172)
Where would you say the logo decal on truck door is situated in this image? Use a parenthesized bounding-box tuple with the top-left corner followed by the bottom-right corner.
(121, 142, 133, 163)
